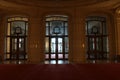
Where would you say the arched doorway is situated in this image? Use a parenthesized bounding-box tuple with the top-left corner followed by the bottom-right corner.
(45, 15, 69, 64)
(86, 16, 109, 63)
(5, 17, 28, 64)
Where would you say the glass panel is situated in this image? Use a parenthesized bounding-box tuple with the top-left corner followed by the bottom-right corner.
(46, 15, 68, 21)
(8, 17, 28, 22)
(50, 60, 56, 64)
(45, 54, 49, 59)
(89, 38, 95, 50)
(22, 18, 28, 21)
(19, 38, 25, 51)
(85, 22, 88, 35)
(12, 38, 17, 51)
(45, 37, 49, 53)
(65, 54, 68, 59)
(50, 22, 55, 35)
(10, 18, 15, 21)
(96, 38, 99, 50)
(64, 60, 69, 64)
(45, 60, 49, 64)
(6, 37, 10, 53)
(87, 21, 101, 35)
(103, 22, 107, 35)
(46, 26, 49, 35)
(65, 37, 69, 52)
(51, 54, 56, 59)
(51, 38, 56, 53)
(96, 37, 103, 51)
(7, 23, 11, 35)
(14, 17, 22, 20)
(65, 23, 68, 35)
(103, 37, 108, 52)
(58, 38, 63, 53)
(58, 60, 64, 64)
(50, 21, 64, 36)
(65, 22, 68, 27)
(58, 54, 63, 59)
(26, 23, 28, 35)
(11, 21, 26, 35)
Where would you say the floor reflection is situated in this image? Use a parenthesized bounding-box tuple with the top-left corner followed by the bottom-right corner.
(45, 60, 69, 64)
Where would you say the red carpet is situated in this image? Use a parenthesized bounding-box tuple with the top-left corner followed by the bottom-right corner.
(0, 64, 120, 80)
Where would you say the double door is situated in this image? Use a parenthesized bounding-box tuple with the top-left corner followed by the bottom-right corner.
(87, 35, 108, 60)
(45, 36, 68, 64)
(10, 36, 27, 62)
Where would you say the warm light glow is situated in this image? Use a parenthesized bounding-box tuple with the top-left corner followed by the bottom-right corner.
(118, 10, 120, 14)
(45, 38, 49, 52)
(6, 38, 10, 53)
(7, 23, 10, 35)
(82, 43, 85, 48)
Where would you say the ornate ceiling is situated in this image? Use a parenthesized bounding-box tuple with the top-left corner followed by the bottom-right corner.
(2, 0, 114, 7)
(0, 0, 119, 9)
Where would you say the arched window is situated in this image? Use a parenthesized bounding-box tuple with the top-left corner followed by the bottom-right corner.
(86, 16, 109, 63)
(45, 15, 69, 64)
(5, 16, 28, 64)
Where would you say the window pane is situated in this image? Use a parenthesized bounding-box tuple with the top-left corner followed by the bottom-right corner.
(22, 18, 28, 21)
(58, 60, 64, 64)
(45, 54, 49, 59)
(12, 38, 17, 51)
(96, 37, 102, 51)
(7, 23, 11, 35)
(58, 38, 63, 53)
(65, 37, 69, 52)
(51, 38, 56, 53)
(19, 38, 25, 51)
(58, 54, 63, 59)
(65, 27, 68, 35)
(89, 38, 95, 50)
(103, 22, 107, 35)
(46, 26, 49, 35)
(26, 23, 28, 35)
(87, 21, 101, 35)
(51, 54, 56, 59)
(103, 37, 109, 52)
(45, 60, 49, 64)
(65, 54, 68, 59)
(50, 60, 56, 64)
(45, 37, 49, 53)
(6, 37, 10, 53)
(11, 21, 26, 35)
(14, 17, 22, 20)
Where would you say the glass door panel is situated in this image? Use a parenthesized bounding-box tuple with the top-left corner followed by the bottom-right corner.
(6, 17, 28, 64)
(51, 38, 56, 53)
(45, 37, 49, 53)
(58, 38, 63, 53)
(45, 15, 69, 64)
(11, 37, 26, 60)
(65, 37, 69, 52)
(86, 17, 108, 62)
